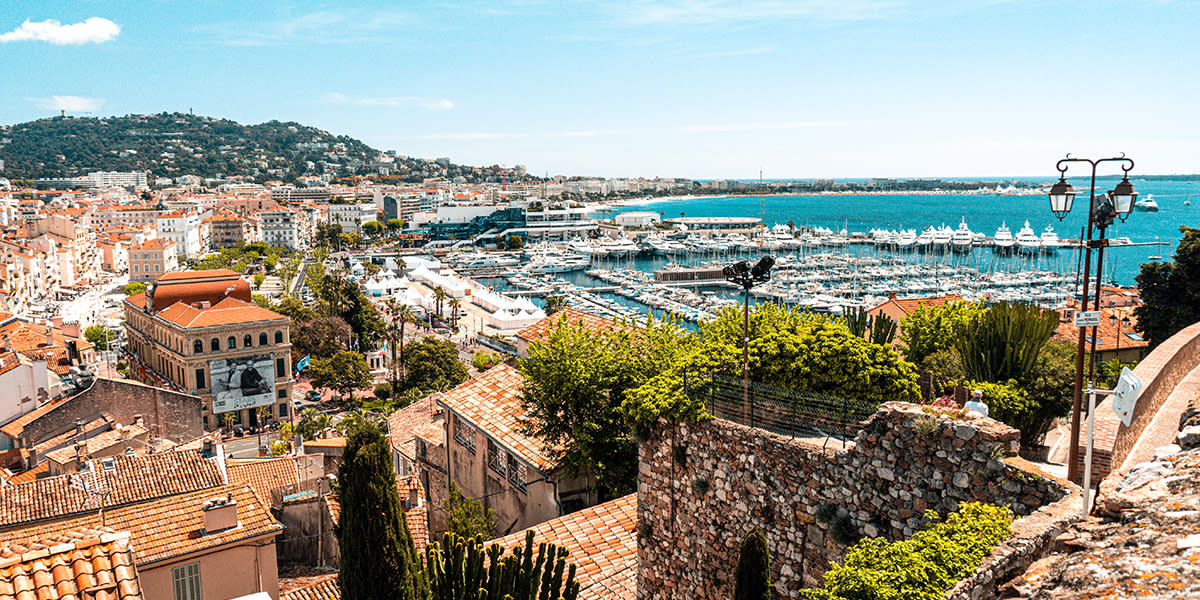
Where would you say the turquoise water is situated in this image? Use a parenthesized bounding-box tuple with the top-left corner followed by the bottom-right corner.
(605, 177, 1200, 285)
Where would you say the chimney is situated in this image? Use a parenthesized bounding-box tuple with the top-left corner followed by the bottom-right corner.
(145, 283, 155, 313)
(202, 496, 238, 533)
(44, 329, 54, 347)
(51, 315, 63, 330)
(75, 419, 84, 436)
(74, 441, 88, 463)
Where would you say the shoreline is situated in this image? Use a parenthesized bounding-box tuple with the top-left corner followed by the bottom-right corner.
(596, 189, 1047, 209)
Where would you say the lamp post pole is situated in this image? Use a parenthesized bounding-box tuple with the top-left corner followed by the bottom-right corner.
(1050, 156, 1136, 483)
(724, 256, 776, 424)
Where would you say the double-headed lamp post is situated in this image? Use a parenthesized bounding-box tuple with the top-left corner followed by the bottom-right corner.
(1048, 155, 1138, 482)
(723, 256, 776, 418)
(1111, 312, 1131, 358)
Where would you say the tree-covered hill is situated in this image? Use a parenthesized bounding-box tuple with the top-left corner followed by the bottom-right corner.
(0, 112, 501, 184)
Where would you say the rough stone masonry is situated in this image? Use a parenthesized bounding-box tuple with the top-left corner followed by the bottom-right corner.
(636, 402, 1068, 599)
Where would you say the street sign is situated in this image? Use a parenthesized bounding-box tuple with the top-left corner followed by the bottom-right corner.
(1111, 367, 1143, 427)
(1073, 311, 1101, 327)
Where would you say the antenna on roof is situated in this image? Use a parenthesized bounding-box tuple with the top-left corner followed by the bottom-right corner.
(68, 463, 112, 526)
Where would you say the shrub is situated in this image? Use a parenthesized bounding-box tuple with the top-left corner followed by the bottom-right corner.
(965, 380, 1036, 433)
(802, 502, 1014, 600)
(734, 528, 772, 600)
(373, 382, 392, 401)
(471, 351, 499, 371)
(914, 415, 941, 441)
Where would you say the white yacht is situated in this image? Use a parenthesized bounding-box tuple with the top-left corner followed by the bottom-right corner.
(916, 226, 936, 247)
(931, 225, 953, 250)
(1134, 194, 1159, 212)
(895, 229, 917, 250)
(1016, 221, 1040, 254)
(993, 222, 1015, 253)
(567, 239, 604, 258)
(950, 219, 973, 253)
(1039, 226, 1060, 253)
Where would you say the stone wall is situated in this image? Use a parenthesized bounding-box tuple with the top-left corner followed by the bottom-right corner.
(636, 402, 1068, 599)
(18, 377, 202, 447)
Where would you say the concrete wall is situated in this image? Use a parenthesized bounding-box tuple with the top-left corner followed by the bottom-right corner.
(140, 540, 279, 600)
(15, 377, 201, 448)
(637, 403, 1068, 599)
(277, 493, 338, 568)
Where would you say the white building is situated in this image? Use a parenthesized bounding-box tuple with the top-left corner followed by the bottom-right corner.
(260, 207, 306, 250)
(155, 208, 205, 259)
(0, 351, 51, 425)
(614, 211, 661, 228)
(328, 202, 377, 235)
(86, 171, 149, 189)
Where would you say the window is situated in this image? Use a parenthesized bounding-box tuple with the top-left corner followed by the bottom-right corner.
(133, 264, 139, 273)
(172, 562, 202, 600)
(507, 455, 527, 492)
(195, 368, 206, 389)
(193, 340, 203, 354)
(276, 358, 286, 378)
(227, 336, 236, 350)
(277, 389, 286, 399)
(244, 334, 252, 347)
(259, 332, 268, 346)
(274, 330, 284, 344)
(211, 338, 219, 352)
(453, 419, 477, 454)
(1125, 332, 1144, 341)
(487, 439, 506, 477)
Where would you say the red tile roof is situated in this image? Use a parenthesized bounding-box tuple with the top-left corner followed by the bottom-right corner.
(155, 296, 286, 328)
(227, 457, 301, 506)
(0, 451, 224, 529)
(1052, 306, 1148, 352)
(386, 396, 443, 460)
(326, 475, 428, 555)
(868, 294, 966, 319)
(130, 238, 175, 250)
(0, 529, 142, 600)
(436, 364, 553, 471)
(515, 308, 622, 347)
(491, 494, 637, 600)
(0, 484, 281, 566)
(281, 575, 339, 600)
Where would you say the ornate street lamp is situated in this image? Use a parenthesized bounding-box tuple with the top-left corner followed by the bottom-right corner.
(1048, 155, 1137, 483)
(724, 255, 775, 419)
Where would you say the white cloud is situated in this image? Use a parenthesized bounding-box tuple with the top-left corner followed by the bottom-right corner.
(29, 96, 105, 112)
(321, 93, 454, 111)
(0, 17, 120, 45)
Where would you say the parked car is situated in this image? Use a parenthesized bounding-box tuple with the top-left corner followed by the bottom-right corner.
(233, 426, 244, 437)
(305, 389, 322, 402)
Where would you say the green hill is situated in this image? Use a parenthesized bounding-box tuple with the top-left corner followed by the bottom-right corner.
(0, 112, 495, 184)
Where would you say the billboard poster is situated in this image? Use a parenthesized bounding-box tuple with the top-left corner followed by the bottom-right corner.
(210, 353, 276, 413)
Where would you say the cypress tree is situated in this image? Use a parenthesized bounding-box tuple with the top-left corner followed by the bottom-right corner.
(336, 421, 429, 600)
(734, 527, 772, 600)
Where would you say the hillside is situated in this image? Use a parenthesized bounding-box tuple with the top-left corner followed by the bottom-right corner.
(0, 113, 488, 184)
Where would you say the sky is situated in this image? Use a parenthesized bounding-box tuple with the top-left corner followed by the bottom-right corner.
(2, 1, 1199, 179)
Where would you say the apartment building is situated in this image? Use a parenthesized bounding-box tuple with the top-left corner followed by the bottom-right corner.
(260, 208, 306, 250)
(327, 201, 377, 235)
(123, 269, 293, 429)
(129, 238, 179, 282)
(157, 208, 206, 258)
(204, 210, 252, 249)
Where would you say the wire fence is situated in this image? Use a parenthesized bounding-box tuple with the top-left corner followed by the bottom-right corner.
(686, 373, 879, 445)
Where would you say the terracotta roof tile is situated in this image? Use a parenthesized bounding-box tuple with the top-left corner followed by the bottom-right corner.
(155, 296, 286, 328)
(1052, 307, 1148, 351)
(280, 575, 339, 600)
(436, 364, 553, 471)
(0, 451, 224, 529)
(0, 530, 142, 600)
(227, 457, 301, 507)
(515, 309, 623, 346)
(491, 494, 637, 600)
(0, 484, 280, 566)
(42, 424, 148, 465)
(869, 294, 965, 318)
(130, 239, 174, 250)
(386, 396, 443, 460)
(326, 475, 428, 555)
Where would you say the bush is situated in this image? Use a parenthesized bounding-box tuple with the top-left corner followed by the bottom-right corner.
(373, 382, 393, 401)
(964, 380, 1035, 430)
(123, 281, 146, 296)
(803, 502, 1014, 600)
(471, 351, 499, 371)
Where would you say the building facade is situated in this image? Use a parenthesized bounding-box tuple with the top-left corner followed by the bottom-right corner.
(129, 238, 178, 282)
(122, 269, 293, 429)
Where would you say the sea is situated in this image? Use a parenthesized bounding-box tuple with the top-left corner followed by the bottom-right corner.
(490, 176, 1198, 320)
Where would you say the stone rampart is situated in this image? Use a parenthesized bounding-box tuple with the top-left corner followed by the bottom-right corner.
(636, 402, 1069, 599)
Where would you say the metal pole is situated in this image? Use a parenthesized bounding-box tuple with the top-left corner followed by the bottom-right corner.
(1082, 385, 1097, 516)
(1089, 224, 1109, 388)
(1068, 163, 1098, 482)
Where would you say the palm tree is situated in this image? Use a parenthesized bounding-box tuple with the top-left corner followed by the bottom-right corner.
(448, 297, 462, 330)
(256, 405, 272, 450)
(433, 286, 447, 319)
(396, 304, 415, 384)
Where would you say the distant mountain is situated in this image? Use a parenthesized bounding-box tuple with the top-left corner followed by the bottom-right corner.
(0, 112, 494, 184)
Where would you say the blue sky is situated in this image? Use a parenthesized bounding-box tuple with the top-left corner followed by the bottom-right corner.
(2, 1, 1198, 178)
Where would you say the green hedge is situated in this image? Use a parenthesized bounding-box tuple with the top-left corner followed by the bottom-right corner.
(802, 502, 1013, 600)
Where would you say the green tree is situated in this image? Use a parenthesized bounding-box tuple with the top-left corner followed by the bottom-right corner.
(1020, 340, 1077, 446)
(735, 528, 772, 600)
(291, 315, 354, 361)
(401, 337, 468, 394)
(543, 295, 567, 315)
(374, 382, 393, 401)
(445, 483, 497, 540)
(1135, 226, 1200, 348)
(124, 281, 146, 296)
(337, 421, 428, 600)
(521, 315, 685, 498)
(296, 407, 333, 440)
(386, 218, 403, 231)
(448, 297, 461, 329)
(309, 350, 372, 401)
(955, 302, 1059, 384)
(84, 324, 112, 351)
(253, 272, 265, 288)
(362, 220, 384, 236)
(899, 301, 987, 367)
(263, 253, 278, 274)
(505, 234, 523, 250)
(433, 286, 447, 318)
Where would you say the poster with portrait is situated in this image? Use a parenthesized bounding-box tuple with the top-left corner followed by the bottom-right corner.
(210, 353, 276, 413)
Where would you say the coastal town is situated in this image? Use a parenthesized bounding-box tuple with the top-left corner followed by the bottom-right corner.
(3, 2, 1200, 599)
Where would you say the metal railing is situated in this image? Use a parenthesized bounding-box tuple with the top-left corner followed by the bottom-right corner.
(686, 373, 879, 445)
